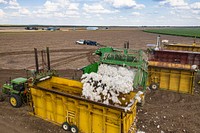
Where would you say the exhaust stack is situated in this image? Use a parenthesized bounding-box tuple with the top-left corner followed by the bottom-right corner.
(155, 35, 161, 50)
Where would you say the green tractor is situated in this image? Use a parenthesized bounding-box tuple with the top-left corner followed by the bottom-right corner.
(0, 77, 29, 108)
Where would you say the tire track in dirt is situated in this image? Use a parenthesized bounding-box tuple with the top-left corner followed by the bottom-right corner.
(0, 49, 92, 57)
(26, 53, 87, 69)
(86, 51, 97, 63)
(50, 49, 95, 68)
(51, 53, 88, 68)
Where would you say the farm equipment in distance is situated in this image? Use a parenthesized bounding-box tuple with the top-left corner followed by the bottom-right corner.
(0, 77, 29, 108)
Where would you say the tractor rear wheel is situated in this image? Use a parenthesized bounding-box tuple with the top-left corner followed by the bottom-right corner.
(9, 94, 22, 108)
(0, 88, 5, 102)
(0, 94, 5, 102)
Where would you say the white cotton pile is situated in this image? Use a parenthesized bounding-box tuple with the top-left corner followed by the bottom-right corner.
(81, 64, 137, 105)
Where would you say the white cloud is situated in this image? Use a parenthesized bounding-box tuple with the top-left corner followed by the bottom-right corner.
(53, 11, 79, 18)
(0, 0, 7, 4)
(33, 0, 80, 18)
(83, 3, 118, 14)
(7, 0, 20, 9)
(68, 3, 79, 10)
(190, 2, 200, 10)
(160, 0, 187, 6)
(65, 10, 79, 15)
(43, 1, 59, 12)
(132, 12, 141, 16)
(0, 9, 5, 17)
(134, 4, 145, 9)
(19, 8, 30, 15)
(105, 0, 145, 9)
(192, 10, 200, 15)
(170, 11, 175, 14)
(119, 16, 128, 20)
(159, 0, 190, 9)
(8, 7, 31, 17)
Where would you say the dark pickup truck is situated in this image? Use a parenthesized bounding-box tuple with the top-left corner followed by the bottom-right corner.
(76, 39, 98, 46)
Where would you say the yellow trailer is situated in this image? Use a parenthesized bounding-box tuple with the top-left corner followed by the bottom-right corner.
(163, 43, 200, 52)
(30, 76, 138, 133)
(147, 66, 196, 94)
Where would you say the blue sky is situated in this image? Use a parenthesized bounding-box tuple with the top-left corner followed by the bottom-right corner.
(0, 0, 200, 26)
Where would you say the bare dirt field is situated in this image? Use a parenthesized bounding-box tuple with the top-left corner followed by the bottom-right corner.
(0, 28, 200, 133)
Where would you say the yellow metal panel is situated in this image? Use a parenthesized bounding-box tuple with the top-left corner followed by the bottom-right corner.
(51, 76, 83, 89)
(30, 77, 137, 133)
(148, 67, 160, 85)
(164, 44, 200, 52)
(106, 109, 121, 133)
(179, 71, 193, 93)
(79, 104, 90, 133)
(92, 112, 103, 132)
(36, 80, 51, 89)
(55, 96, 65, 124)
(148, 66, 195, 94)
(106, 123, 119, 133)
(149, 61, 191, 70)
(159, 69, 170, 90)
(169, 70, 180, 92)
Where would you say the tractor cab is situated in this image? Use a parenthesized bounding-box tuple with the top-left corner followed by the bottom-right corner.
(11, 78, 28, 92)
(1, 77, 28, 108)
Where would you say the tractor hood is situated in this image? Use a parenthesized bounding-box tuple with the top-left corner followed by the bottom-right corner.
(11, 78, 27, 85)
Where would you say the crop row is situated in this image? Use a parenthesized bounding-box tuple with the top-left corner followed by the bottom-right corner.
(143, 28, 200, 38)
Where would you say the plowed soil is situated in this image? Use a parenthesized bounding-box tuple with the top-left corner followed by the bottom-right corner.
(0, 28, 200, 133)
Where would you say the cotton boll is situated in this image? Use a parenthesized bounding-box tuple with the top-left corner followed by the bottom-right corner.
(103, 99, 109, 105)
(81, 64, 137, 105)
(102, 89, 108, 96)
(96, 87, 103, 94)
(111, 96, 121, 104)
(135, 91, 143, 103)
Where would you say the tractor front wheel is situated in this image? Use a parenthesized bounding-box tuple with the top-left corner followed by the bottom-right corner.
(9, 94, 22, 108)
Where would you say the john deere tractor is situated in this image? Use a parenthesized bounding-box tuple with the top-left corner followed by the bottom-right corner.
(0, 77, 29, 108)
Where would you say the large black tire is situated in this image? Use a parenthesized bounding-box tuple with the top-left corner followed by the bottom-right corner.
(149, 83, 159, 90)
(0, 88, 5, 102)
(71, 125, 79, 133)
(62, 122, 71, 131)
(9, 94, 22, 108)
(0, 94, 5, 102)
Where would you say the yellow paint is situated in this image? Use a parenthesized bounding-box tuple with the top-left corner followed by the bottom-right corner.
(148, 66, 195, 94)
(148, 61, 191, 70)
(10, 97, 17, 106)
(30, 76, 137, 133)
(164, 43, 200, 52)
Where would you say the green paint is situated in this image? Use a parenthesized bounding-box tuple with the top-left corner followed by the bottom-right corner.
(143, 28, 200, 38)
